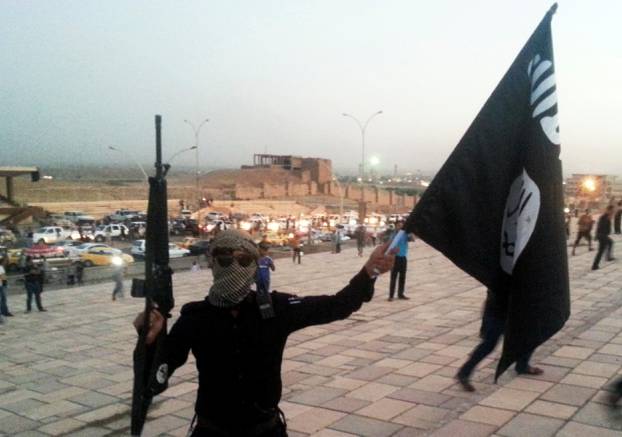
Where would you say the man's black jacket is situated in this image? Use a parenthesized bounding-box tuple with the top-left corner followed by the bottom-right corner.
(148, 268, 375, 428)
(596, 213, 612, 239)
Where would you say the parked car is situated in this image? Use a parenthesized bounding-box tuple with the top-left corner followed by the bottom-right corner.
(170, 219, 199, 236)
(0, 229, 16, 244)
(63, 242, 121, 257)
(205, 220, 228, 233)
(188, 240, 211, 257)
(4, 248, 24, 272)
(32, 226, 81, 244)
(110, 209, 141, 222)
(168, 243, 190, 258)
(52, 240, 84, 255)
(79, 247, 134, 267)
(131, 240, 190, 259)
(177, 237, 198, 249)
(64, 211, 96, 223)
(205, 211, 225, 221)
(92, 224, 130, 242)
(24, 242, 66, 259)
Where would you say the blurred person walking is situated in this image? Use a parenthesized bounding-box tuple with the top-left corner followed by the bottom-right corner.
(592, 205, 615, 270)
(191, 260, 201, 273)
(290, 234, 302, 264)
(355, 224, 366, 257)
(334, 228, 342, 254)
(456, 289, 543, 392)
(615, 200, 622, 234)
(571, 209, 594, 255)
(112, 265, 125, 301)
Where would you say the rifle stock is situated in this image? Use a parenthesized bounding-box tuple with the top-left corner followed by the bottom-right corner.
(131, 115, 175, 436)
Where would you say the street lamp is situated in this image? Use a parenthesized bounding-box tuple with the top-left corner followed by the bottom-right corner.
(342, 110, 383, 182)
(166, 146, 197, 165)
(184, 118, 210, 202)
(108, 146, 149, 182)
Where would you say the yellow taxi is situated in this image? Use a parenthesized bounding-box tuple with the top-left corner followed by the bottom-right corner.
(257, 231, 291, 247)
(5, 248, 24, 272)
(79, 247, 134, 267)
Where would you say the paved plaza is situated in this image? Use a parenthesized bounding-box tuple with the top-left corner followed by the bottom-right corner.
(2, 238, 622, 436)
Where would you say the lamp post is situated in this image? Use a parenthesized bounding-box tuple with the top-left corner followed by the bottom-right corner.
(108, 146, 149, 182)
(342, 110, 383, 182)
(184, 118, 210, 205)
(166, 146, 197, 165)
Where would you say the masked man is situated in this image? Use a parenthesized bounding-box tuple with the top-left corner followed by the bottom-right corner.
(134, 229, 395, 436)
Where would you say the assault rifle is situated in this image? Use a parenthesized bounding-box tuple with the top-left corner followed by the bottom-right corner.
(130, 115, 174, 436)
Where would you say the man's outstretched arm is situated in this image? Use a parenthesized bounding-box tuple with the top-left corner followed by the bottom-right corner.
(279, 244, 395, 333)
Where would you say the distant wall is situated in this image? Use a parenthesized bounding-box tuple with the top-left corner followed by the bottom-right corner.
(225, 180, 416, 210)
(234, 184, 263, 200)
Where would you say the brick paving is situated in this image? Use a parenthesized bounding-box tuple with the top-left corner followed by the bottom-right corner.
(1, 238, 622, 436)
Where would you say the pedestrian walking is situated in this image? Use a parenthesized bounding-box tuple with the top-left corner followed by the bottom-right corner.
(132, 230, 395, 436)
(23, 257, 46, 312)
(191, 260, 201, 272)
(256, 243, 275, 292)
(290, 234, 302, 264)
(615, 200, 622, 234)
(370, 229, 377, 246)
(334, 229, 342, 254)
(456, 289, 543, 392)
(571, 209, 594, 255)
(75, 262, 84, 285)
(355, 224, 366, 257)
(592, 205, 615, 270)
(112, 265, 125, 301)
(388, 221, 411, 301)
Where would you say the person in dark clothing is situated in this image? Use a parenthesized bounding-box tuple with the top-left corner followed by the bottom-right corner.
(134, 230, 395, 437)
(290, 234, 302, 265)
(23, 257, 46, 312)
(615, 201, 622, 234)
(75, 262, 84, 285)
(592, 205, 615, 270)
(355, 224, 366, 257)
(456, 289, 542, 392)
(572, 209, 594, 255)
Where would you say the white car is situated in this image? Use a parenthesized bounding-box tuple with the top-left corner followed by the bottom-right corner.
(64, 211, 95, 223)
(110, 209, 141, 222)
(92, 224, 130, 242)
(64, 243, 122, 257)
(206, 211, 225, 221)
(131, 240, 190, 259)
(168, 243, 190, 258)
(32, 226, 81, 244)
(205, 220, 228, 233)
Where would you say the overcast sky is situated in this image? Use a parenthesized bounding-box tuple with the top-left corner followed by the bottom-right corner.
(1, 0, 620, 175)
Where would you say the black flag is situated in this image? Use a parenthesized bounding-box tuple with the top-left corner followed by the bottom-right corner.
(407, 3, 568, 378)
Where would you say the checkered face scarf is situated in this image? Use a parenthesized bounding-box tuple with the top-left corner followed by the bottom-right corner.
(208, 230, 259, 308)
